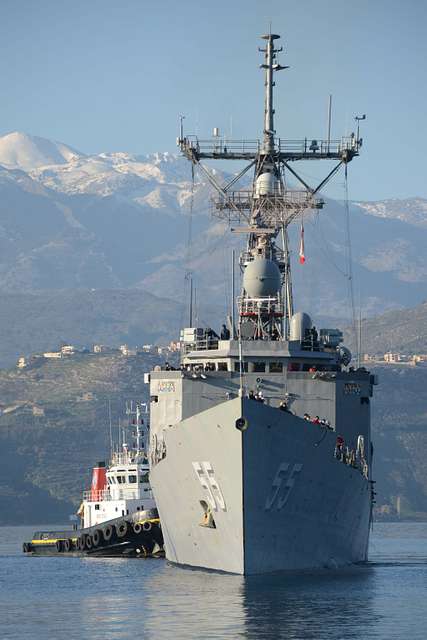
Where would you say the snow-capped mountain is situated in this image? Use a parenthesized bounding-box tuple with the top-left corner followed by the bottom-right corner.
(354, 198, 427, 228)
(30, 151, 203, 214)
(0, 132, 226, 211)
(0, 132, 83, 171)
(1, 130, 427, 323)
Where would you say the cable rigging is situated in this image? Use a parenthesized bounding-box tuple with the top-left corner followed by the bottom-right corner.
(344, 163, 359, 357)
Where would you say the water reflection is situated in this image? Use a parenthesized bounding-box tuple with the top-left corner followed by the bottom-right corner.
(242, 569, 376, 640)
(3, 524, 427, 640)
(135, 563, 377, 640)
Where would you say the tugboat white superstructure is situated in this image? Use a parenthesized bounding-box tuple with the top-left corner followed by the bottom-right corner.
(148, 33, 377, 574)
(80, 402, 156, 530)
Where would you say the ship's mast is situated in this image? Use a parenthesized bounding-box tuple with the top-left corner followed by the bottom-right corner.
(126, 400, 148, 460)
(261, 34, 284, 154)
(178, 33, 363, 340)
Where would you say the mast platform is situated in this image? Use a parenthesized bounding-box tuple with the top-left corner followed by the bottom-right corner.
(179, 135, 360, 163)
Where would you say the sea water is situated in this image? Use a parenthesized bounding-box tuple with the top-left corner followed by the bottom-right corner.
(0, 522, 426, 639)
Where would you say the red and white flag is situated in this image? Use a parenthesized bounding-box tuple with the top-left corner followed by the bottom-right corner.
(299, 220, 306, 264)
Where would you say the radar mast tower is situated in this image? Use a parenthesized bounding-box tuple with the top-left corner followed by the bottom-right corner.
(178, 33, 363, 340)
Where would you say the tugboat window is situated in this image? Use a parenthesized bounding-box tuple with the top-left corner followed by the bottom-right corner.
(253, 362, 266, 372)
(128, 475, 137, 483)
(270, 362, 283, 372)
(140, 472, 150, 483)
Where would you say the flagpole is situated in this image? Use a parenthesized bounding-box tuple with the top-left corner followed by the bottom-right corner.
(299, 218, 306, 265)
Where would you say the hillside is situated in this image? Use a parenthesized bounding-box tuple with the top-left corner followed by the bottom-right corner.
(0, 352, 426, 524)
(0, 288, 188, 368)
(0, 351, 162, 524)
(344, 300, 427, 355)
(371, 364, 427, 519)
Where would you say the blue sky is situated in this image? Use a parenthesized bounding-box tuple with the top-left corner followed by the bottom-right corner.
(1, 0, 426, 200)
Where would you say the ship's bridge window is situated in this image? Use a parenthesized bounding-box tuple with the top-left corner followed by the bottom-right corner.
(269, 362, 283, 373)
(234, 361, 248, 372)
(251, 362, 266, 373)
(217, 362, 228, 371)
(117, 476, 126, 484)
(140, 472, 150, 483)
(128, 475, 137, 483)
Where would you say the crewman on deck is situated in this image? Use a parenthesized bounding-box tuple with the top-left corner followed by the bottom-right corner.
(335, 435, 345, 460)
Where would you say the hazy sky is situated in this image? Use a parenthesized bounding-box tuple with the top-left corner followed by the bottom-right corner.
(1, 0, 426, 200)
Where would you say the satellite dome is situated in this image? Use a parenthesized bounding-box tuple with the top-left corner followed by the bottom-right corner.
(254, 172, 280, 197)
(243, 258, 281, 298)
(289, 312, 312, 342)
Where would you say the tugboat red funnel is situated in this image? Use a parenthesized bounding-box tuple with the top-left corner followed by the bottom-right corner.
(90, 461, 107, 501)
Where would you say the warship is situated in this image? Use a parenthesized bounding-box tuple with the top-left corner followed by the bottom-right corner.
(148, 33, 377, 574)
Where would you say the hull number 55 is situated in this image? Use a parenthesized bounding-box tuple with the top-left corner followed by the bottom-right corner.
(265, 462, 303, 511)
(193, 461, 227, 512)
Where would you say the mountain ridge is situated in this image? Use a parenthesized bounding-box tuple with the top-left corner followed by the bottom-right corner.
(1, 131, 427, 325)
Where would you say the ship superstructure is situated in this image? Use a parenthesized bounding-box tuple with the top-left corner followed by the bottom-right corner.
(148, 33, 376, 574)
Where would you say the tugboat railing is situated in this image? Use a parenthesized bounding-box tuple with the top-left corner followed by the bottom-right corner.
(83, 488, 152, 502)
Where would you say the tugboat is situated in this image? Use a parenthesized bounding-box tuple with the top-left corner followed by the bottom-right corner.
(23, 402, 164, 558)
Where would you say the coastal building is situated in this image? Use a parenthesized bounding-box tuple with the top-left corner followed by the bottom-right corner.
(93, 344, 106, 353)
(61, 345, 75, 355)
(120, 344, 137, 356)
(384, 352, 401, 363)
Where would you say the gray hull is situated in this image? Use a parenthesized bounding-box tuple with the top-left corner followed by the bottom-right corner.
(150, 397, 371, 575)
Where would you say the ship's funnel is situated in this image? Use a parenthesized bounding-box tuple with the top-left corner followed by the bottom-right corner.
(243, 258, 281, 298)
(90, 461, 107, 502)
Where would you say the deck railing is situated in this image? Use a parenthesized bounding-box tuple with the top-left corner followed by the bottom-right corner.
(82, 487, 152, 502)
